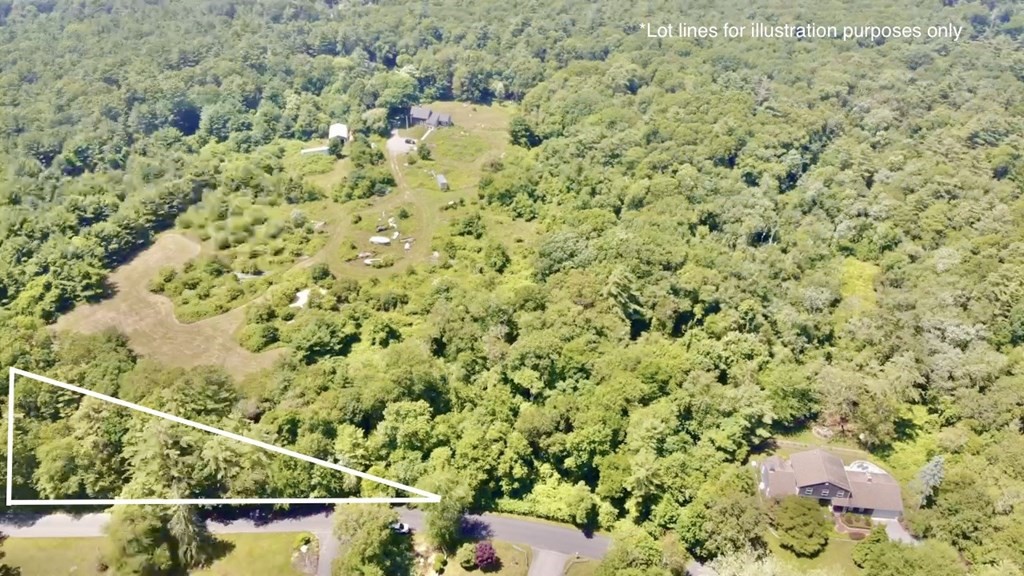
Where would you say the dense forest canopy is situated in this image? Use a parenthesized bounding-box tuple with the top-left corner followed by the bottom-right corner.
(1, 0, 1023, 574)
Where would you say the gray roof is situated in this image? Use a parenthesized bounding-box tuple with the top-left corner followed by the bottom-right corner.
(436, 112, 451, 124)
(835, 470, 904, 512)
(410, 106, 431, 120)
(790, 449, 851, 491)
(767, 469, 797, 499)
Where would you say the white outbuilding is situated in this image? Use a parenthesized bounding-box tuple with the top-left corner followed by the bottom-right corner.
(329, 123, 349, 141)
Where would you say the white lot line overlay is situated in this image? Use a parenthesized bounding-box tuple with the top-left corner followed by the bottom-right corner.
(6, 367, 441, 506)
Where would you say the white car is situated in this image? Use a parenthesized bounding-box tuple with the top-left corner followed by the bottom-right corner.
(390, 522, 412, 535)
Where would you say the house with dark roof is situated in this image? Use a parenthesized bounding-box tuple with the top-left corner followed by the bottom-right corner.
(408, 106, 453, 128)
(760, 449, 904, 520)
(409, 106, 432, 125)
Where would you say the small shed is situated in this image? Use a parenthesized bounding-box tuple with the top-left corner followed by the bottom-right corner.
(328, 123, 349, 141)
(300, 146, 330, 155)
(436, 174, 449, 191)
(369, 236, 391, 245)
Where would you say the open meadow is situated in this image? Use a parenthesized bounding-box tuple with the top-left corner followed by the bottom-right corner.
(54, 233, 286, 379)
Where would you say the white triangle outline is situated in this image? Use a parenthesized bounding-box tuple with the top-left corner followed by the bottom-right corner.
(5, 367, 441, 505)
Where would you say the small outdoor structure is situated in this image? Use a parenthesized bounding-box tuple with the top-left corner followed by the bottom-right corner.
(328, 123, 349, 141)
(759, 449, 904, 521)
(299, 146, 330, 155)
(369, 236, 391, 246)
(436, 174, 449, 191)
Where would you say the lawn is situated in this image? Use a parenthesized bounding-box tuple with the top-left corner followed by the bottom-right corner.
(3, 537, 106, 575)
(193, 533, 308, 576)
(765, 531, 860, 576)
(443, 540, 531, 576)
(564, 558, 600, 576)
(3, 533, 306, 576)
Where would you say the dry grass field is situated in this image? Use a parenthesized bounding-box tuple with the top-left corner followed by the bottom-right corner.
(54, 233, 285, 379)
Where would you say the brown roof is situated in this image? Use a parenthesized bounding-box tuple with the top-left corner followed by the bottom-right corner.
(836, 470, 904, 512)
(790, 449, 851, 491)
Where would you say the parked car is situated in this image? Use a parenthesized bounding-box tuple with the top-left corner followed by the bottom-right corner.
(390, 522, 412, 535)
(404, 138, 416, 145)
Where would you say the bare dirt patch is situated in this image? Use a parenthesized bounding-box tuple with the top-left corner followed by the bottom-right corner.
(55, 233, 285, 378)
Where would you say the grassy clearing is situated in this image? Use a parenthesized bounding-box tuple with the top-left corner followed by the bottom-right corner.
(193, 533, 307, 576)
(564, 558, 600, 576)
(833, 257, 880, 328)
(322, 102, 521, 279)
(3, 537, 106, 575)
(765, 531, 860, 576)
(443, 541, 531, 576)
(54, 233, 285, 379)
(306, 157, 353, 191)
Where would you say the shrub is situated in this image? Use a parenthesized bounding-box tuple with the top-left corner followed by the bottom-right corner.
(398, 206, 411, 219)
(456, 543, 477, 570)
(239, 323, 278, 352)
(433, 555, 446, 574)
(293, 533, 315, 549)
(475, 542, 499, 571)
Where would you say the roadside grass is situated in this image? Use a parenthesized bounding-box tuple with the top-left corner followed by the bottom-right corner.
(3, 534, 305, 576)
(193, 533, 306, 576)
(564, 558, 600, 576)
(3, 537, 105, 575)
(443, 540, 531, 576)
(765, 531, 860, 576)
(54, 233, 285, 380)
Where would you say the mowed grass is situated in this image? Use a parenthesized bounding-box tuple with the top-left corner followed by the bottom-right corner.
(54, 233, 286, 379)
(3, 537, 106, 575)
(833, 257, 880, 328)
(192, 533, 307, 576)
(4, 534, 306, 576)
(765, 531, 860, 576)
(305, 157, 353, 191)
(564, 558, 600, 576)
(444, 541, 531, 576)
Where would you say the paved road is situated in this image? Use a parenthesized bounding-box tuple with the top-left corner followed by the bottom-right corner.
(0, 509, 610, 575)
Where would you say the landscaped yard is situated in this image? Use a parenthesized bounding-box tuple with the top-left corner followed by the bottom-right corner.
(765, 531, 860, 576)
(3, 533, 306, 576)
(440, 540, 531, 576)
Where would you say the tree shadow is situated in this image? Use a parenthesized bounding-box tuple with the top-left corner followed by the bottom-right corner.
(458, 517, 494, 542)
(480, 557, 503, 573)
(207, 537, 236, 563)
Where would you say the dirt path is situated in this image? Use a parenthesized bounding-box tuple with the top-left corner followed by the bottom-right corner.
(55, 234, 285, 378)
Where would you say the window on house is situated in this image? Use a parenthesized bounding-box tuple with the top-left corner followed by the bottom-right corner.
(803, 488, 813, 495)
(822, 489, 830, 496)
(836, 490, 845, 498)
